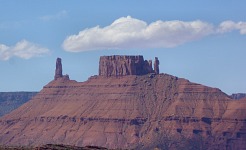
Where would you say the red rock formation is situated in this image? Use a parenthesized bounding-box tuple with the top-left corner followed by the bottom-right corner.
(0, 56, 245, 149)
(54, 58, 70, 81)
(99, 55, 154, 76)
(54, 58, 63, 80)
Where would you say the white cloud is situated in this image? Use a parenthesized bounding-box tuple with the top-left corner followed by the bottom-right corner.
(62, 16, 214, 52)
(0, 40, 50, 60)
(40, 10, 68, 21)
(218, 21, 246, 34)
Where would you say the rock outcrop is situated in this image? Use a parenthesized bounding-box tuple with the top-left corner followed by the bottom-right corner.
(99, 55, 155, 77)
(0, 55, 245, 149)
(54, 58, 63, 80)
(54, 58, 69, 80)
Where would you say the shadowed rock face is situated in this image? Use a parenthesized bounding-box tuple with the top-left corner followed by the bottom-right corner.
(99, 55, 157, 77)
(154, 57, 159, 74)
(0, 56, 245, 149)
(54, 58, 63, 80)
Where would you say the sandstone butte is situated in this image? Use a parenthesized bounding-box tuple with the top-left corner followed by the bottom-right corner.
(0, 55, 245, 149)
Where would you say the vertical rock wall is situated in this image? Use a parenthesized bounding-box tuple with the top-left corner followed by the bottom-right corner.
(99, 55, 158, 77)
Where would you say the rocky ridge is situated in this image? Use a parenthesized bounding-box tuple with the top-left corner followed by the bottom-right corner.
(0, 56, 245, 149)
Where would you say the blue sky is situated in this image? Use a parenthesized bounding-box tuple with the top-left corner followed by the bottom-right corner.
(0, 0, 246, 94)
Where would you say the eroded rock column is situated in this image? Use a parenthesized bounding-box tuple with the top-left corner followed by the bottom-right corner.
(154, 57, 159, 74)
(54, 58, 63, 80)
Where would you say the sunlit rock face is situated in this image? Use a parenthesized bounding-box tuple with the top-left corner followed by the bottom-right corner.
(0, 56, 245, 149)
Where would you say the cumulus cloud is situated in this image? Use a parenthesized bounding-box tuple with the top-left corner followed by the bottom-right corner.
(217, 21, 246, 34)
(40, 10, 68, 21)
(62, 16, 215, 52)
(0, 40, 50, 60)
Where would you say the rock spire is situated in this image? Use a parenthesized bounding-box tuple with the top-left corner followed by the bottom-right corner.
(154, 57, 159, 74)
(54, 58, 63, 80)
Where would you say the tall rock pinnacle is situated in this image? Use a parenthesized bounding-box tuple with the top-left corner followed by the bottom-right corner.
(154, 57, 159, 74)
(54, 58, 63, 80)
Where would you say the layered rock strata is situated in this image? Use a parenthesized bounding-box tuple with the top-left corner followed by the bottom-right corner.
(0, 56, 245, 149)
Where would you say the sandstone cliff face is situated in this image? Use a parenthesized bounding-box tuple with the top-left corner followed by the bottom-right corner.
(0, 92, 37, 117)
(99, 55, 158, 76)
(0, 56, 245, 149)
